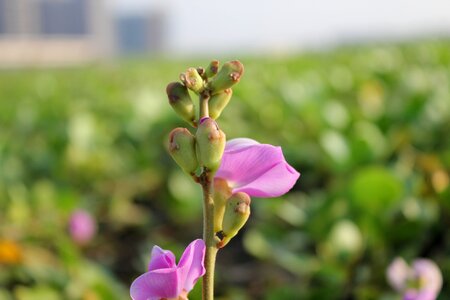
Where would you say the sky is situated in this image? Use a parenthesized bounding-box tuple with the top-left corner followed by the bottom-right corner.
(111, 0, 450, 54)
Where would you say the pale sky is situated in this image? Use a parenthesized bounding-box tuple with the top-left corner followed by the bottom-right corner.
(111, 0, 450, 54)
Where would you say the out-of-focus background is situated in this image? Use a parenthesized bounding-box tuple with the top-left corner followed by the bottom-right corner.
(0, 1, 449, 299)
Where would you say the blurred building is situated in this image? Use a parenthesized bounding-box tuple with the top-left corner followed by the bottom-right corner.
(115, 11, 166, 55)
(0, 0, 167, 67)
(0, 0, 112, 67)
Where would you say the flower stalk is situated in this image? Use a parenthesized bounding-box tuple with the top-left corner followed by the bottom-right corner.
(198, 86, 217, 300)
(200, 172, 218, 300)
(199, 90, 210, 119)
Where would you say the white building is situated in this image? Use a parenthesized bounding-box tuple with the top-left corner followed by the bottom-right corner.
(0, 0, 112, 67)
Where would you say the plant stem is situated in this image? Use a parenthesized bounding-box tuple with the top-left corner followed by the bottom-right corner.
(201, 173, 218, 300)
(199, 91, 210, 119)
(199, 88, 216, 299)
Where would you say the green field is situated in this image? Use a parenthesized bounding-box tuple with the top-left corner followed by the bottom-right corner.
(0, 40, 449, 299)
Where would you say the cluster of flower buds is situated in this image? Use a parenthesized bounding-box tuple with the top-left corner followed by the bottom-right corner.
(166, 60, 244, 176)
(166, 60, 255, 248)
(167, 60, 243, 123)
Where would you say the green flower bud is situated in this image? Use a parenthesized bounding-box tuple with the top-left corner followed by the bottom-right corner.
(207, 60, 244, 93)
(218, 192, 251, 248)
(205, 60, 219, 78)
(213, 178, 232, 232)
(180, 68, 204, 93)
(168, 128, 199, 175)
(195, 117, 226, 173)
(166, 82, 196, 127)
(209, 89, 232, 120)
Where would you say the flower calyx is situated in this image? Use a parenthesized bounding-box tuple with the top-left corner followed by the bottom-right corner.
(216, 192, 251, 248)
(166, 82, 196, 127)
(195, 117, 226, 174)
(169, 128, 199, 176)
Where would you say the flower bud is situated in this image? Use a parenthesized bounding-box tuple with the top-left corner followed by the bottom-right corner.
(180, 68, 204, 93)
(169, 128, 199, 175)
(205, 60, 219, 78)
(209, 89, 232, 120)
(218, 192, 251, 248)
(195, 117, 226, 173)
(213, 178, 232, 232)
(166, 82, 196, 127)
(207, 60, 244, 93)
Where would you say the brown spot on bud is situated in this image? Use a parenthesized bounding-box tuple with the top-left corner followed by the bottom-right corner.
(232, 192, 251, 214)
(168, 132, 179, 152)
(168, 95, 179, 104)
(197, 67, 205, 76)
(169, 141, 179, 152)
(169, 128, 191, 152)
(230, 60, 244, 74)
(166, 82, 181, 104)
(201, 118, 223, 140)
(210, 60, 219, 74)
(208, 130, 222, 141)
(216, 230, 226, 240)
(230, 72, 241, 82)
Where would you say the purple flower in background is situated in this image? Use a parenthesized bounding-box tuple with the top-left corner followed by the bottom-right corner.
(216, 138, 300, 198)
(69, 209, 97, 245)
(130, 239, 206, 300)
(387, 257, 443, 300)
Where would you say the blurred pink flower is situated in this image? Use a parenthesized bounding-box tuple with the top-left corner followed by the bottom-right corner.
(216, 138, 300, 198)
(130, 239, 206, 300)
(387, 257, 442, 300)
(69, 210, 97, 245)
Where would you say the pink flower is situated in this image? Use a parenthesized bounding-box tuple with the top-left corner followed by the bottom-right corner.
(130, 239, 206, 300)
(216, 138, 300, 198)
(69, 209, 97, 245)
(387, 257, 442, 300)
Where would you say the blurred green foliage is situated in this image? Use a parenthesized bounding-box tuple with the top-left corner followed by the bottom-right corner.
(0, 40, 449, 300)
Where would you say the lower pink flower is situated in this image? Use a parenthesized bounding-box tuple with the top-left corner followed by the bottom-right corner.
(69, 209, 97, 245)
(130, 239, 206, 300)
(216, 138, 300, 198)
(387, 257, 442, 300)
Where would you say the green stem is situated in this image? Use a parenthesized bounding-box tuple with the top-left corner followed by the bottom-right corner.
(198, 87, 216, 300)
(201, 173, 218, 300)
(199, 91, 210, 119)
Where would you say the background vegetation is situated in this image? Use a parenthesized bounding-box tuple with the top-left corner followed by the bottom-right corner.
(0, 40, 449, 300)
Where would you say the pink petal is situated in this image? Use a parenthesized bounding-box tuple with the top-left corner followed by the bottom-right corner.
(130, 268, 180, 300)
(404, 290, 418, 300)
(387, 257, 410, 292)
(404, 289, 437, 300)
(148, 246, 176, 271)
(232, 161, 300, 197)
(216, 140, 300, 198)
(225, 138, 260, 152)
(177, 239, 206, 292)
(412, 259, 442, 295)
